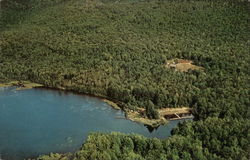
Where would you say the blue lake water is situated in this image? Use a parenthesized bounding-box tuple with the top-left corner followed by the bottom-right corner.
(0, 87, 188, 160)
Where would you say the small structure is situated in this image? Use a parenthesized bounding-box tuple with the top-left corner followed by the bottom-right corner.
(177, 59, 192, 64)
(158, 107, 193, 120)
(169, 64, 177, 69)
(165, 59, 204, 72)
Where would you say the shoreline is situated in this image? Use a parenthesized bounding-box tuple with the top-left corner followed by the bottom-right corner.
(0, 80, 190, 128)
(126, 109, 168, 127)
(0, 81, 43, 89)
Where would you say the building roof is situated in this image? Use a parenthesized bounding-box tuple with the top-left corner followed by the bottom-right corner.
(177, 59, 192, 64)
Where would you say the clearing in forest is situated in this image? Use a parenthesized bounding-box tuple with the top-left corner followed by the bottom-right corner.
(126, 107, 192, 127)
(165, 59, 204, 72)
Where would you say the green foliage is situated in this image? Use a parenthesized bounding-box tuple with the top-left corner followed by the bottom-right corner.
(145, 100, 159, 119)
(38, 118, 250, 159)
(1, 0, 249, 121)
(172, 117, 250, 160)
(38, 132, 229, 160)
(37, 153, 71, 160)
(1, 0, 249, 159)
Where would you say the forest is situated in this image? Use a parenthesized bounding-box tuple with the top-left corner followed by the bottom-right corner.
(0, 0, 249, 159)
(38, 118, 250, 160)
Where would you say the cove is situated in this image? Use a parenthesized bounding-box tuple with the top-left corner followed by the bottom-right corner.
(0, 87, 189, 160)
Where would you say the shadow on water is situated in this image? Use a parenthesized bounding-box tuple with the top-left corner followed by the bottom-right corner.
(145, 125, 159, 133)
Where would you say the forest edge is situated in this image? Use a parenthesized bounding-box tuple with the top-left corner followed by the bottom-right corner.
(0, 80, 192, 128)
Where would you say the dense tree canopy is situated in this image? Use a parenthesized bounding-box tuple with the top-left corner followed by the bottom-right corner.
(1, 0, 249, 159)
(1, 0, 249, 120)
(39, 118, 250, 160)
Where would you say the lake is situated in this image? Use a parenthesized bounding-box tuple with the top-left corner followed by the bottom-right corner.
(0, 87, 189, 160)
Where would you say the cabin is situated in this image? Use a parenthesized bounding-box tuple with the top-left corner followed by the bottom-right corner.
(159, 107, 193, 120)
(177, 59, 192, 64)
